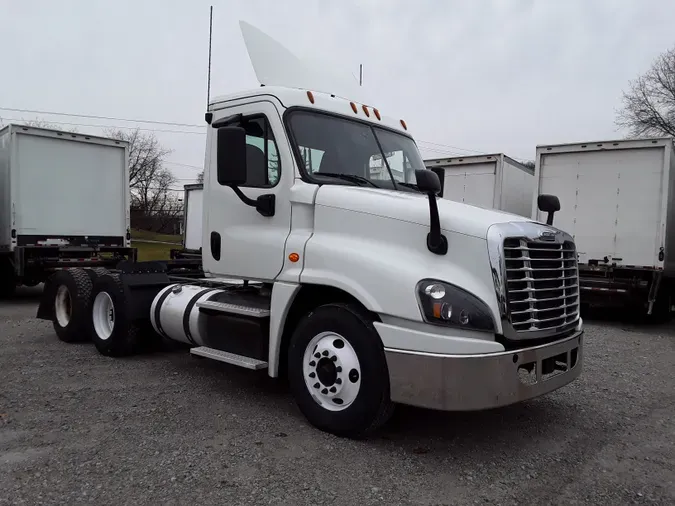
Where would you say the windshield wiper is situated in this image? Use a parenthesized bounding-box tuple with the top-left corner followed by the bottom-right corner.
(397, 181, 422, 192)
(316, 172, 380, 188)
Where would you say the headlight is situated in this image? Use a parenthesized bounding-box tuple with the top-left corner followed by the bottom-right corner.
(416, 279, 495, 332)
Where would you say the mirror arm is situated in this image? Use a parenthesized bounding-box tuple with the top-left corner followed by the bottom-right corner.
(546, 211, 555, 226)
(230, 186, 276, 217)
(426, 193, 448, 255)
(230, 185, 257, 207)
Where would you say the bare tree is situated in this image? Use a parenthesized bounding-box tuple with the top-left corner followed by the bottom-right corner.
(197, 170, 204, 183)
(523, 160, 535, 170)
(104, 128, 182, 232)
(104, 128, 173, 193)
(616, 46, 675, 137)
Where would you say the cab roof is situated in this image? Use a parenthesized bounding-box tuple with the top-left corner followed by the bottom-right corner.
(209, 85, 410, 136)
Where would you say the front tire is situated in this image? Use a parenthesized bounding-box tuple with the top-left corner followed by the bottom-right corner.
(90, 273, 142, 357)
(287, 303, 394, 438)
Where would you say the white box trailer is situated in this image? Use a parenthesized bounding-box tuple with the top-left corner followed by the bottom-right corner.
(170, 183, 203, 261)
(424, 154, 534, 217)
(183, 183, 203, 252)
(0, 124, 135, 295)
(532, 137, 675, 318)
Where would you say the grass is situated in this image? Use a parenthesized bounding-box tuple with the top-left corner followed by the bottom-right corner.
(130, 228, 181, 244)
(134, 241, 175, 261)
(130, 228, 181, 261)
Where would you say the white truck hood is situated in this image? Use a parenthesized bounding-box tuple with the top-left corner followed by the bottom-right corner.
(315, 186, 532, 239)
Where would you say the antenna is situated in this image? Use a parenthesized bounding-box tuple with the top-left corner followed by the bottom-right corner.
(206, 5, 214, 109)
(359, 64, 363, 86)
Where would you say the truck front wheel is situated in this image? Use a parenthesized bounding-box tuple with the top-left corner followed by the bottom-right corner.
(287, 303, 394, 438)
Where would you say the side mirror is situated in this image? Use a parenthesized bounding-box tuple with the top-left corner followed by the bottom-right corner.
(538, 194, 561, 226)
(429, 167, 445, 198)
(415, 169, 447, 255)
(217, 126, 247, 186)
(415, 169, 441, 195)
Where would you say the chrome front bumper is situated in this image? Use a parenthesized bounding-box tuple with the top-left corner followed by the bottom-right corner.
(384, 330, 583, 411)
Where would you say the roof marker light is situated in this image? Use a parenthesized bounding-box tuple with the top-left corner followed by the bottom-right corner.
(307, 91, 315, 104)
(362, 105, 370, 117)
(350, 102, 358, 114)
(373, 108, 381, 120)
(400, 119, 408, 130)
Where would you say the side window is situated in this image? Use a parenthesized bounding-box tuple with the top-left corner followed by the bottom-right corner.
(242, 116, 280, 187)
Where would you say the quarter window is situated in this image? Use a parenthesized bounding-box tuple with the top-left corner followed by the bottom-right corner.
(240, 116, 280, 187)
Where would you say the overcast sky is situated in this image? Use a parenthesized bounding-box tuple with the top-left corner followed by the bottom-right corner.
(2, 0, 675, 186)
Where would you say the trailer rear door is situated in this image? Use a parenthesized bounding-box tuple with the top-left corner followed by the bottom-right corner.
(442, 162, 497, 209)
(13, 130, 127, 239)
(537, 146, 666, 267)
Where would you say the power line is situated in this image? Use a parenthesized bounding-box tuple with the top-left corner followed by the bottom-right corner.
(1, 106, 487, 155)
(164, 161, 203, 170)
(3, 105, 531, 161)
(0, 106, 203, 129)
(0, 116, 206, 136)
(417, 140, 483, 154)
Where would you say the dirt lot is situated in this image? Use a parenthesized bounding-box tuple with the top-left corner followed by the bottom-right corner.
(1, 287, 674, 505)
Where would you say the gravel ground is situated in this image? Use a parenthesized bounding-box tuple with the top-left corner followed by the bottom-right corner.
(1, 287, 674, 505)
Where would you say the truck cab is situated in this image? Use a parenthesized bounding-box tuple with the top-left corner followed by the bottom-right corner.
(38, 21, 584, 438)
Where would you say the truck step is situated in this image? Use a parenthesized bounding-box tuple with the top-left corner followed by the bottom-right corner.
(196, 300, 270, 318)
(190, 346, 268, 370)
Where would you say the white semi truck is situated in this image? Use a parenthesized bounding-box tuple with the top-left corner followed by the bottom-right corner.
(425, 154, 534, 217)
(533, 137, 675, 320)
(37, 21, 584, 437)
(0, 125, 136, 296)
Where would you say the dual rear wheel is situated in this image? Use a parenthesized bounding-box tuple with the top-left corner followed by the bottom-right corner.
(49, 268, 154, 355)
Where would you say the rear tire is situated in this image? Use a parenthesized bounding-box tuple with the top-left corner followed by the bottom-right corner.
(287, 302, 394, 438)
(51, 268, 94, 343)
(84, 267, 110, 284)
(89, 273, 143, 357)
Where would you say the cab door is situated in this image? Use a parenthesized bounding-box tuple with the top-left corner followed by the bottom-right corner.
(203, 99, 293, 281)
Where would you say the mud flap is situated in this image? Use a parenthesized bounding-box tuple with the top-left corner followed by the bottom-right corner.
(115, 260, 173, 321)
(36, 274, 57, 320)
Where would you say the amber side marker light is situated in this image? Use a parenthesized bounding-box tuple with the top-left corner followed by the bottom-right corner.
(307, 91, 315, 104)
(288, 253, 300, 263)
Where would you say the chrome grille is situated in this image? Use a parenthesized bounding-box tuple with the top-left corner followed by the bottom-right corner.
(503, 238, 579, 334)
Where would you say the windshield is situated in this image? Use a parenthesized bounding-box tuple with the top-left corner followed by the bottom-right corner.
(287, 110, 428, 190)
